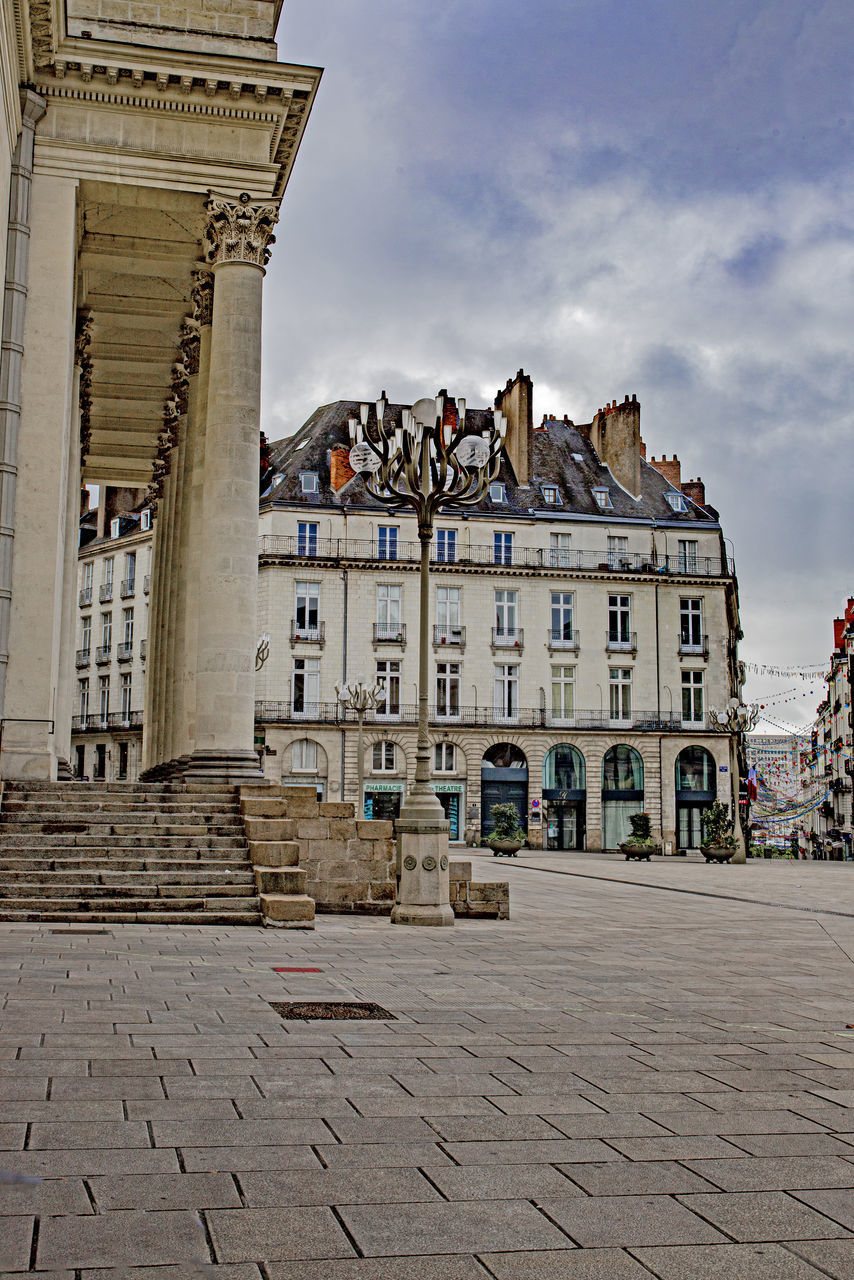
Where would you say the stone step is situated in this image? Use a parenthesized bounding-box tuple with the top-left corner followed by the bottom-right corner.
(254, 866, 307, 895)
(1, 834, 248, 849)
(0, 854, 255, 871)
(0, 881, 258, 899)
(1, 803, 242, 818)
(258, 892, 315, 928)
(0, 894, 259, 913)
(0, 908, 263, 925)
(1, 821, 244, 836)
(2, 785, 238, 800)
(0, 868, 255, 885)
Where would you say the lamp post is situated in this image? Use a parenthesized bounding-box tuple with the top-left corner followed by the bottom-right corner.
(709, 697, 759, 863)
(335, 680, 386, 818)
(348, 391, 505, 925)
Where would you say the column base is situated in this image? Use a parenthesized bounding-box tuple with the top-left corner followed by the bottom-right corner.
(391, 902, 454, 927)
(392, 815, 454, 927)
(184, 748, 266, 785)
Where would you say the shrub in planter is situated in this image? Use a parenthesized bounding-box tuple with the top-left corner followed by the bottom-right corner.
(701, 800, 737, 863)
(619, 811, 661, 861)
(486, 802, 527, 858)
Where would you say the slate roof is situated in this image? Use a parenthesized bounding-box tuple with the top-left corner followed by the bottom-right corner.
(264, 398, 719, 527)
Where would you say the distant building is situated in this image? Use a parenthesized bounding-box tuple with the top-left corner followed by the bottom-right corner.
(805, 600, 854, 851)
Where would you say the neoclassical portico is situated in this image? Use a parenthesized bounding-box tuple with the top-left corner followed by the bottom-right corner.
(0, 0, 321, 780)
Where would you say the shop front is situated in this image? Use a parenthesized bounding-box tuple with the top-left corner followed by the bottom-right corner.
(480, 743, 528, 839)
(433, 782, 465, 842)
(363, 780, 404, 821)
(675, 745, 716, 850)
(543, 744, 586, 850)
(602, 744, 644, 850)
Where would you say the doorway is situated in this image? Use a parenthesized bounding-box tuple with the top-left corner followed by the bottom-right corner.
(480, 743, 528, 839)
(543, 744, 586, 850)
(676, 746, 716, 850)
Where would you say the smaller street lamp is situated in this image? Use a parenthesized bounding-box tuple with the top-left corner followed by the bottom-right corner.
(708, 697, 759, 863)
(336, 680, 386, 818)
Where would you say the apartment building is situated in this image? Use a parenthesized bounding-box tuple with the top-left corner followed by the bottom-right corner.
(805, 599, 854, 848)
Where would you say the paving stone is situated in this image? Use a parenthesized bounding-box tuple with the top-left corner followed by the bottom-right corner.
(784, 1240, 854, 1279)
(315, 1116, 437, 1143)
(315, 1142, 454, 1170)
(28, 1120, 151, 1149)
(0, 1148, 180, 1176)
(724, 1132, 854, 1156)
(50, 1076, 166, 1100)
(207, 1205, 356, 1262)
(88, 1172, 242, 1210)
(682, 1155, 854, 1191)
(421, 1115, 564, 1141)
(631, 1243, 833, 1278)
(543, 1113, 671, 1140)
(237, 1166, 440, 1206)
(790, 1188, 854, 1231)
(150, 1117, 329, 1147)
(36, 1210, 207, 1269)
(180, 1144, 322, 1172)
(265, 1259, 486, 1280)
(560, 1159, 719, 1196)
(536, 1195, 729, 1247)
(479, 1249, 655, 1279)
(642, 1109, 830, 1135)
(389, 1073, 516, 1096)
(338, 1199, 573, 1255)
(0, 1216, 33, 1271)
(678, 1190, 853, 1241)
(421, 1162, 584, 1201)
(439, 1138, 620, 1165)
(604, 1136, 747, 1160)
(83, 1268, 262, 1279)
(0, 1176, 92, 1215)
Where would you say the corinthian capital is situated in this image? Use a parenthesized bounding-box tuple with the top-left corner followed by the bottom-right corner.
(204, 191, 280, 268)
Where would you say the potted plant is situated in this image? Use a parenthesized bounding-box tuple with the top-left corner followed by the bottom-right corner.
(486, 802, 526, 857)
(619, 811, 661, 861)
(701, 800, 738, 863)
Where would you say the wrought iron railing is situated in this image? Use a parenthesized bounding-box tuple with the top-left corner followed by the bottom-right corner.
(679, 633, 709, 658)
(95, 645, 111, 664)
(373, 623, 407, 644)
(99, 583, 113, 603)
(71, 710, 144, 732)
(290, 620, 325, 645)
(548, 628, 580, 651)
(117, 642, 133, 662)
(433, 625, 466, 646)
(79, 587, 92, 607)
(606, 630, 637, 654)
(255, 700, 683, 731)
(75, 648, 90, 668)
(491, 627, 524, 649)
(120, 578, 135, 598)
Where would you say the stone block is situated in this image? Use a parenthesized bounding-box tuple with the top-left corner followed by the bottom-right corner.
(254, 867, 306, 895)
(309, 838, 347, 860)
(329, 819, 357, 839)
(248, 840, 300, 868)
(244, 818, 297, 842)
(369, 881, 395, 901)
(299, 819, 330, 840)
(468, 882, 509, 902)
(240, 798, 283, 818)
(450, 860, 472, 882)
(312, 881, 370, 907)
(356, 820, 393, 839)
(259, 893, 315, 925)
(282, 795, 320, 819)
(319, 802, 355, 818)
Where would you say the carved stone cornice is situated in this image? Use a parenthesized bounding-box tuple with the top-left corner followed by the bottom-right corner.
(204, 191, 279, 269)
(191, 269, 214, 328)
(75, 309, 93, 468)
(180, 319, 201, 376)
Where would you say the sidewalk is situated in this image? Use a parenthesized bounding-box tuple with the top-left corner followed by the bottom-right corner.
(2, 856, 854, 1277)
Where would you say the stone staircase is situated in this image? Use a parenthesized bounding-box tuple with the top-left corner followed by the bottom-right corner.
(0, 781, 263, 924)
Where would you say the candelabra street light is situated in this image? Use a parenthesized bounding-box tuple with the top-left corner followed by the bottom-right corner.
(348, 391, 506, 925)
(335, 680, 386, 817)
(709, 697, 759, 863)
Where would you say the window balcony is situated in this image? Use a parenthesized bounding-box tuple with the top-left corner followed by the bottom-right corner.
(255, 701, 683, 731)
(373, 622, 406, 646)
(95, 645, 111, 665)
(117, 642, 133, 662)
(290, 620, 325, 647)
(79, 587, 92, 607)
(140, 639, 147, 661)
(75, 648, 91, 668)
(120, 578, 135, 599)
(679, 634, 709, 659)
(433, 625, 466, 649)
(548, 628, 580, 653)
(606, 630, 637, 655)
(491, 627, 524, 650)
(99, 583, 113, 603)
(143, 575, 150, 595)
(72, 710, 143, 733)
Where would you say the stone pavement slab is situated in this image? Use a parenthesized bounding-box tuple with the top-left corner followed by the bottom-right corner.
(534, 1194, 728, 1247)
(207, 1205, 356, 1261)
(36, 1209, 207, 1269)
(338, 1198, 573, 1255)
(676, 1190, 853, 1240)
(479, 1250, 660, 1278)
(630, 1242, 833, 1278)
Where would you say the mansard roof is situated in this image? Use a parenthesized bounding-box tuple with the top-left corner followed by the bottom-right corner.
(263, 398, 719, 527)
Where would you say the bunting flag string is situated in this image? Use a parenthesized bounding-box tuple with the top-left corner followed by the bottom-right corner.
(744, 662, 828, 678)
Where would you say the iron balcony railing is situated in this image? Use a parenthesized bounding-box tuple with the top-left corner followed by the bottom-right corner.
(72, 711, 144, 732)
(491, 627, 524, 649)
(95, 645, 111, 664)
(255, 700, 683, 731)
(99, 583, 113, 603)
(433, 625, 466, 647)
(290, 620, 325, 645)
(548, 628, 580, 651)
(75, 648, 91, 668)
(259, 534, 735, 577)
(117, 642, 133, 662)
(79, 587, 92, 607)
(120, 578, 135, 599)
(373, 623, 407, 644)
(606, 630, 637, 654)
(679, 633, 709, 658)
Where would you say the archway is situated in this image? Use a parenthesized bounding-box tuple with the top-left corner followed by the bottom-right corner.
(601, 745, 644, 849)
(481, 743, 528, 839)
(543, 744, 586, 850)
(675, 746, 717, 850)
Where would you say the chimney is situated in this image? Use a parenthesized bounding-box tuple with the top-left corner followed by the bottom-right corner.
(834, 617, 845, 652)
(495, 368, 533, 484)
(591, 394, 642, 498)
(680, 477, 705, 507)
(330, 445, 355, 491)
(649, 453, 682, 488)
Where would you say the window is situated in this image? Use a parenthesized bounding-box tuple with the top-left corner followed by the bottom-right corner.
(609, 668, 632, 721)
(110, 517, 121, 538)
(493, 664, 519, 719)
(489, 481, 507, 503)
(436, 528, 456, 563)
(297, 521, 318, 556)
(81, 616, 91, 651)
(607, 535, 628, 569)
(434, 742, 456, 772)
(292, 739, 318, 772)
(83, 562, 93, 591)
(551, 665, 575, 721)
(593, 487, 612, 509)
(542, 485, 560, 504)
(493, 531, 513, 566)
(375, 660, 401, 715)
(666, 491, 687, 512)
(608, 594, 631, 644)
(677, 539, 698, 573)
(680, 598, 703, 649)
(436, 586, 460, 631)
(120, 672, 132, 722)
(682, 670, 704, 723)
(550, 591, 574, 643)
(295, 581, 320, 634)
(98, 674, 110, 721)
(435, 662, 460, 718)
(549, 531, 572, 568)
(140, 509, 151, 531)
(292, 656, 320, 714)
(372, 741, 396, 772)
(376, 583, 402, 637)
(494, 589, 518, 638)
(101, 612, 112, 648)
(377, 526, 398, 560)
(300, 472, 319, 493)
(78, 678, 89, 718)
(124, 551, 136, 587)
(122, 608, 133, 645)
(103, 557, 114, 586)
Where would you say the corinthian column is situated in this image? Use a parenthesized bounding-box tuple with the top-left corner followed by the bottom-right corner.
(185, 192, 278, 783)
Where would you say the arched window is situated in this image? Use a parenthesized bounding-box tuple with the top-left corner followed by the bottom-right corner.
(675, 745, 717, 849)
(481, 744, 528, 837)
(601, 745, 644, 849)
(603, 745, 643, 792)
(676, 746, 715, 793)
(482, 743, 527, 770)
(543, 744, 585, 792)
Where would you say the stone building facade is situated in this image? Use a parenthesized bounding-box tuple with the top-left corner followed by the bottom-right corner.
(805, 599, 853, 850)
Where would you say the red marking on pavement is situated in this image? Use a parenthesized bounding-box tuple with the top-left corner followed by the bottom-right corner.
(274, 967, 322, 973)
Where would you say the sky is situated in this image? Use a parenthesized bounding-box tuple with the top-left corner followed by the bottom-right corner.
(261, 0, 853, 732)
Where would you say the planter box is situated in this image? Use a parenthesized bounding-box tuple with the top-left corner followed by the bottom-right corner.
(620, 841, 660, 862)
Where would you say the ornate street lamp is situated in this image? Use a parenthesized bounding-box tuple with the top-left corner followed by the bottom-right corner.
(708, 697, 759, 863)
(348, 392, 506, 925)
(335, 679, 386, 818)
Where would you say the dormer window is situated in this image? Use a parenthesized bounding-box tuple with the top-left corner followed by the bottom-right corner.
(489, 482, 507, 503)
(542, 485, 560, 505)
(110, 518, 121, 538)
(592, 487, 612, 509)
(139, 509, 151, 532)
(300, 472, 319, 494)
(666, 491, 688, 512)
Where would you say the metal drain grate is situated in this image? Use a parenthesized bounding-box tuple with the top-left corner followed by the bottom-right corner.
(273, 967, 322, 973)
(49, 928, 111, 935)
(269, 1000, 396, 1021)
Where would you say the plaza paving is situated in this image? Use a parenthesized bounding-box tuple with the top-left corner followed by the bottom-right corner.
(4, 855, 854, 1277)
